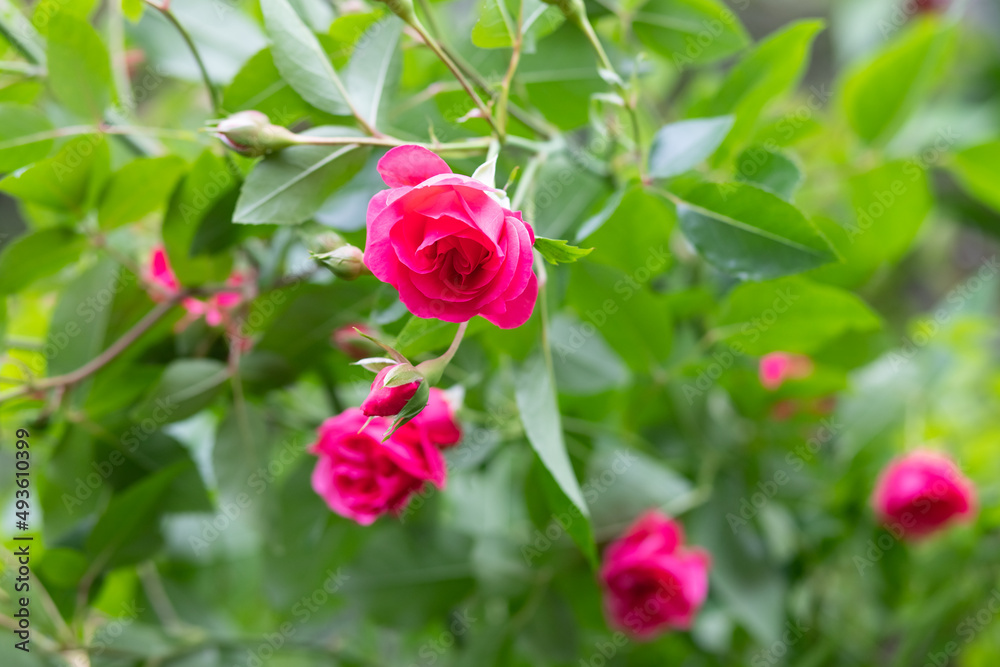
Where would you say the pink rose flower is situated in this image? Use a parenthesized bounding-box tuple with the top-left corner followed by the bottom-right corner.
(599, 511, 711, 639)
(331, 323, 377, 360)
(759, 352, 813, 390)
(873, 450, 976, 539)
(418, 388, 462, 448)
(145, 246, 249, 329)
(360, 364, 421, 417)
(309, 408, 446, 525)
(363, 145, 538, 329)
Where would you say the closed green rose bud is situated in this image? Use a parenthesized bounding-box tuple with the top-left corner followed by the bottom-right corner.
(313, 245, 368, 281)
(540, 0, 587, 26)
(371, 0, 417, 25)
(211, 111, 299, 157)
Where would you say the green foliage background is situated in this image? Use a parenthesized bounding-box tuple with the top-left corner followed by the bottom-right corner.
(1, 0, 1000, 665)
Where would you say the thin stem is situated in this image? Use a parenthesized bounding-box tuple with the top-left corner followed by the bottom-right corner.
(0, 124, 202, 153)
(497, 3, 524, 138)
(410, 20, 503, 137)
(146, 1, 222, 113)
(0, 61, 44, 76)
(107, 1, 133, 113)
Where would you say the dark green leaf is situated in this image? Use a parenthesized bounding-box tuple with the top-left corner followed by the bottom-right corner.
(0, 135, 109, 213)
(132, 359, 229, 424)
(735, 146, 802, 201)
(674, 182, 836, 280)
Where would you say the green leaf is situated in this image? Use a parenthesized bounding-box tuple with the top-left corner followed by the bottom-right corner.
(0, 135, 110, 213)
(633, 0, 749, 66)
(471, 0, 515, 48)
(0, 0, 46, 65)
(514, 347, 595, 565)
(673, 182, 836, 280)
(233, 126, 369, 224)
(648, 115, 734, 179)
(702, 20, 824, 161)
(47, 11, 114, 119)
(85, 462, 186, 568)
(0, 228, 87, 294)
(262, 0, 351, 116)
(949, 140, 1000, 213)
(122, 0, 143, 22)
(840, 17, 954, 145)
(575, 186, 674, 275)
(0, 103, 54, 172)
(132, 359, 229, 424)
(98, 156, 186, 230)
(163, 150, 237, 284)
(46, 259, 117, 381)
(534, 237, 593, 265)
(343, 18, 402, 126)
(715, 276, 882, 355)
(222, 48, 314, 125)
(735, 146, 802, 201)
(518, 26, 605, 131)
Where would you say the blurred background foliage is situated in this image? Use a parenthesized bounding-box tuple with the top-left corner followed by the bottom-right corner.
(1, 0, 1000, 665)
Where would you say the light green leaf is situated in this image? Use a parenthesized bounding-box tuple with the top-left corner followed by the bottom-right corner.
(262, 0, 351, 116)
(735, 146, 802, 201)
(233, 126, 369, 224)
(0, 0, 46, 65)
(47, 11, 114, 119)
(98, 156, 186, 230)
(0, 103, 54, 171)
(673, 182, 836, 280)
(472, 0, 514, 48)
(949, 140, 1000, 213)
(515, 347, 595, 564)
(840, 17, 954, 145)
(0, 228, 87, 294)
(633, 0, 749, 66)
(648, 115, 734, 179)
(0, 135, 109, 213)
(122, 0, 143, 22)
(715, 276, 882, 355)
(703, 20, 824, 161)
(344, 19, 402, 125)
(534, 237, 593, 265)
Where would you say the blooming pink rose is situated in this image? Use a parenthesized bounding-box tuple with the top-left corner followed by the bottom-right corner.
(361, 364, 421, 417)
(419, 388, 462, 448)
(363, 145, 538, 328)
(309, 408, 446, 525)
(873, 450, 976, 539)
(759, 352, 813, 390)
(599, 511, 711, 639)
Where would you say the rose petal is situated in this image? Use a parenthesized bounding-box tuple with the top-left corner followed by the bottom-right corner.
(378, 145, 452, 187)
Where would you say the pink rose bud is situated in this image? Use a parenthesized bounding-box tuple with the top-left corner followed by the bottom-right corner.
(413, 388, 462, 448)
(873, 450, 976, 539)
(309, 408, 445, 525)
(363, 145, 538, 329)
(146, 245, 180, 298)
(211, 110, 298, 157)
(314, 245, 367, 281)
(332, 323, 379, 360)
(759, 352, 813, 390)
(360, 364, 421, 417)
(600, 511, 711, 639)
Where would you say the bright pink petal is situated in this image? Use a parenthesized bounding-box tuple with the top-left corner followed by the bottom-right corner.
(378, 145, 452, 188)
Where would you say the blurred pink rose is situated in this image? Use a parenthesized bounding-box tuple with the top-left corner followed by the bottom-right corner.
(873, 450, 976, 539)
(363, 145, 538, 328)
(418, 389, 462, 448)
(145, 246, 248, 329)
(309, 408, 448, 525)
(759, 352, 813, 390)
(599, 511, 711, 639)
(361, 364, 421, 417)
